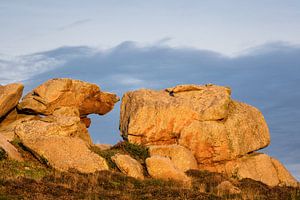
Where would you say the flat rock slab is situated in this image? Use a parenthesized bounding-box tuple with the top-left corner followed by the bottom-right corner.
(0, 83, 23, 118)
(15, 131, 108, 173)
(18, 78, 119, 116)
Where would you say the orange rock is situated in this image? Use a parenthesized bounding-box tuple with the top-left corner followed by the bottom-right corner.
(0, 83, 23, 118)
(18, 78, 119, 116)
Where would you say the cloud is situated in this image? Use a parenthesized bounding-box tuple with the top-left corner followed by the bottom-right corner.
(56, 18, 92, 31)
(1, 41, 300, 179)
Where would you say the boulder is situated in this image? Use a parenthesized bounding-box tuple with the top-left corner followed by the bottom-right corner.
(0, 83, 23, 118)
(146, 155, 191, 187)
(0, 109, 37, 141)
(15, 107, 92, 145)
(148, 145, 198, 172)
(199, 153, 298, 187)
(18, 78, 119, 116)
(0, 134, 23, 161)
(120, 84, 270, 163)
(214, 181, 241, 196)
(111, 153, 144, 179)
(15, 128, 108, 173)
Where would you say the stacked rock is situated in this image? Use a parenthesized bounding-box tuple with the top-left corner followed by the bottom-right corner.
(120, 84, 298, 187)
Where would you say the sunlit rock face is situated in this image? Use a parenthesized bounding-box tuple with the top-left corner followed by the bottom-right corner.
(0, 83, 23, 118)
(120, 84, 298, 187)
(18, 78, 119, 116)
(120, 84, 270, 163)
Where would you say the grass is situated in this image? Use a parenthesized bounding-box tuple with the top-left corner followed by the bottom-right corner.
(0, 148, 7, 161)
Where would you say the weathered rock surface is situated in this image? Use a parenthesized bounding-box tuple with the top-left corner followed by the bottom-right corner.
(15, 128, 108, 173)
(215, 181, 241, 196)
(199, 153, 298, 187)
(0, 134, 23, 161)
(146, 155, 191, 186)
(111, 153, 144, 179)
(179, 101, 270, 164)
(15, 107, 92, 145)
(0, 109, 37, 141)
(148, 145, 197, 172)
(18, 78, 119, 116)
(0, 83, 23, 118)
(120, 84, 270, 164)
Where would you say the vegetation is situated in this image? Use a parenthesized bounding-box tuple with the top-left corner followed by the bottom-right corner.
(0, 141, 299, 199)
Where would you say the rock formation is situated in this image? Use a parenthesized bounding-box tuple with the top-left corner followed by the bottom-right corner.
(120, 84, 298, 187)
(0, 79, 119, 174)
(18, 78, 119, 116)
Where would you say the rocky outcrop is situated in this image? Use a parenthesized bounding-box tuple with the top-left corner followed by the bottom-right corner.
(146, 155, 191, 187)
(0, 134, 23, 161)
(18, 78, 119, 116)
(199, 153, 298, 187)
(15, 107, 92, 145)
(120, 84, 270, 163)
(0, 83, 23, 118)
(120, 84, 298, 187)
(148, 145, 197, 172)
(111, 153, 144, 179)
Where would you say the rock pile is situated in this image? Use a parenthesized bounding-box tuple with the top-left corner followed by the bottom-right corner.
(0, 78, 119, 173)
(0, 79, 298, 188)
(120, 84, 298, 187)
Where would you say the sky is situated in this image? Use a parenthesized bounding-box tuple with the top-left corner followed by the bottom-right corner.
(0, 1, 300, 180)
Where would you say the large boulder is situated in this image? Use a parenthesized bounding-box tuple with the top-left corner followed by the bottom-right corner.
(199, 153, 298, 187)
(0, 134, 23, 161)
(18, 78, 119, 116)
(15, 107, 92, 145)
(146, 155, 191, 187)
(111, 153, 144, 179)
(15, 124, 108, 173)
(0, 83, 23, 118)
(120, 84, 270, 163)
(148, 145, 198, 172)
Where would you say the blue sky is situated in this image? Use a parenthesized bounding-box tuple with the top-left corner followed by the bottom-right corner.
(0, 1, 300, 180)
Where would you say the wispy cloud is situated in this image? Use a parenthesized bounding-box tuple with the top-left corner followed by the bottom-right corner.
(56, 18, 92, 31)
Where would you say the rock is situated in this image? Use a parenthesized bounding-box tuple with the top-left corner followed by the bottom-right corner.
(0, 134, 23, 161)
(15, 129, 108, 173)
(18, 78, 119, 116)
(199, 153, 298, 187)
(146, 155, 191, 187)
(148, 145, 197, 172)
(80, 117, 91, 128)
(94, 144, 112, 151)
(120, 84, 270, 163)
(179, 101, 270, 164)
(0, 109, 37, 141)
(0, 83, 23, 118)
(15, 107, 92, 145)
(215, 181, 241, 196)
(120, 84, 231, 145)
(111, 153, 144, 179)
